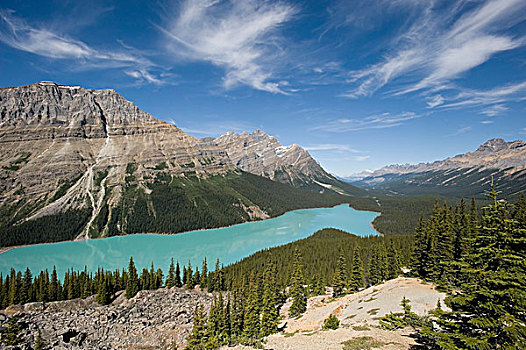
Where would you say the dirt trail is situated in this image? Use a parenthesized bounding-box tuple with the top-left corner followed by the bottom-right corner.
(224, 277, 445, 350)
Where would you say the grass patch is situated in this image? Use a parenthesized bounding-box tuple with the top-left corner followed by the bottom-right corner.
(283, 330, 299, 338)
(346, 314, 357, 320)
(366, 308, 380, 315)
(352, 325, 370, 331)
(342, 337, 390, 350)
(363, 297, 376, 303)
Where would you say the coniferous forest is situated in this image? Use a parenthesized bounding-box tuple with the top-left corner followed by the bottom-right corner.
(1, 188, 525, 349)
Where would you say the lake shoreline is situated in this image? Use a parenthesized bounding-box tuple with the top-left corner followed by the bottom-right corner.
(0, 202, 372, 256)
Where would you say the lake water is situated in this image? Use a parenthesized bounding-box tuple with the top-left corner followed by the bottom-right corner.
(0, 205, 379, 278)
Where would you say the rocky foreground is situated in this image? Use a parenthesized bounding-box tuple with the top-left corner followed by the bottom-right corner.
(1, 287, 213, 349)
(1, 278, 444, 350)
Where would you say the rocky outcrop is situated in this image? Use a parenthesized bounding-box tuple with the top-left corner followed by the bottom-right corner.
(1, 287, 213, 349)
(350, 138, 526, 197)
(359, 138, 526, 179)
(212, 130, 361, 195)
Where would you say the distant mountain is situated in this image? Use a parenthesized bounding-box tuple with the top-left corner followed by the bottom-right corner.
(0, 82, 348, 247)
(352, 138, 526, 198)
(212, 130, 364, 196)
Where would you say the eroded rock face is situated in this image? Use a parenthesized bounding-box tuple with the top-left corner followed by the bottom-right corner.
(363, 138, 526, 178)
(0, 82, 235, 239)
(1, 287, 213, 350)
(213, 130, 332, 186)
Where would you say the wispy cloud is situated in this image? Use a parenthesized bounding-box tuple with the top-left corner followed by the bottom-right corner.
(480, 104, 509, 117)
(345, 0, 526, 98)
(450, 126, 472, 136)
(303, 144, 360, 153)
(481, 120, 494, 124)
(312, 112, 420, 132)
(0, 9, 166, 84)
(161, 0, 295, 94)
(427, 81, 526, 111)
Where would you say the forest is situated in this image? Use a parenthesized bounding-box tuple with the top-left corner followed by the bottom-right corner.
(1, 187, 524, 349)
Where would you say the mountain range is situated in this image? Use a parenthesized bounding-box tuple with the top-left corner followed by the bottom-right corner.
(350, 138, 526, 198)
(0, 82, 356, 247)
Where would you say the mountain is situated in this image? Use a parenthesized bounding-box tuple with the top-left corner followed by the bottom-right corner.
(212, 130, 364, 196)
(351, 138, 526, 198)
(0, 82, 348, 247)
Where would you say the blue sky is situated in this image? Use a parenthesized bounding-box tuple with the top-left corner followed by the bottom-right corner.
(1, 0, 525, 176)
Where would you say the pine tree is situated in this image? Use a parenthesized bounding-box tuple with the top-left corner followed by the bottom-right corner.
(289, 249, 307, 317)
(175, 261, 182, 288)
(242, 274, 261, 341)
(260, 261, 279, 336)
(34, 329, 44, 350)
(430, 183, 526, 349)
(167, 258, 175, 288)
(411, 215, 428, 277)
(200, 257, 208, 289)
(332, 248, 347, 297)
(96, 274, 110, 305)
(185, 305, 206, 350)
(348, 251, 364, 292)
(21, 267, 32, 304)
(125, 257, 139, 298)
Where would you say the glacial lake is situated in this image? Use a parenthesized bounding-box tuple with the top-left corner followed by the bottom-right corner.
(0, 204, 379, 278)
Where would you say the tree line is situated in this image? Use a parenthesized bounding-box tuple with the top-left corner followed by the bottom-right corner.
(408, 188, 526, 349)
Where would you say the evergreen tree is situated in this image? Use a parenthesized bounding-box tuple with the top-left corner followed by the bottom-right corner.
(430, 184, 526, 349)
(21, 267, 32, 304)
(289, 249, 307, 316)
(34, 329, 44, 350)
(125, 257, 139, 298)
(332, 248, 347, 297)
(175, 261, 182, 288)
(96, 274, 110, 305)
(242, 274, 261, 341)
(167, 258, 175, 288)
(185, 262, 194, 288)
(185, 305, 206, 350)
(348, 251, 364, 292)
(200, 257, 208, 289)
(260, 261, 279, 336)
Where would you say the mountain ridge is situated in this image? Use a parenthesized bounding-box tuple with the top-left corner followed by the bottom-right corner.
(0, 82, 351, 247)
(350, 138, 526, 197)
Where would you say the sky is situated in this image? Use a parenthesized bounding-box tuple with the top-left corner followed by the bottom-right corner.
(1, 0, 526, 177)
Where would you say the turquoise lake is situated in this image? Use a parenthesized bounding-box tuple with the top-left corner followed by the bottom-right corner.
(0, 204, 379, 278)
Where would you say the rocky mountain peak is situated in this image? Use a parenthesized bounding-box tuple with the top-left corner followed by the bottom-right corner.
(475, 138, 509, 153)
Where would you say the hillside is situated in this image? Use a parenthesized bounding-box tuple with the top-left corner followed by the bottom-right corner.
(212, 130, 365, 196)
(0, 82, 349, 247)
(351, 138, 526, 198)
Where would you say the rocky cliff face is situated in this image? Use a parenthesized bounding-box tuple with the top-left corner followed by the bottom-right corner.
(361, 138, 526, 178)
(0, 82, 352, 247)
(0, 82, 235, 241)
(352, 138, 526, 197)
(212, 130, 361, 195)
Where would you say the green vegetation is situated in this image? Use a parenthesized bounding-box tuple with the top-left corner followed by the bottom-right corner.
(342, 337, 390, 350)
(379, 297, 422, 330)
(0, 208, 90, 247)
(94, 169, 108, 187)
(50, 174, 82, 202)
(322, 314, 340, 330)
(111, 171, 349, 236)
(222, 228, 413, 290)
(2, 152, 31, 172)
(1, 315, 22, 345)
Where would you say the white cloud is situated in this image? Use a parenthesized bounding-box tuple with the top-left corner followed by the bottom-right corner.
(345, 0, 526, 97)
(303, 144, 360, 153)
(312, 112, 420, 132)
(434, 81, 526, 109)
(480, 104, 509, 117)
(161, 0, 295, 93)
(0, 9, 165, 84)
(481, 120, 494, 124)
(450, 126, 472, 136)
